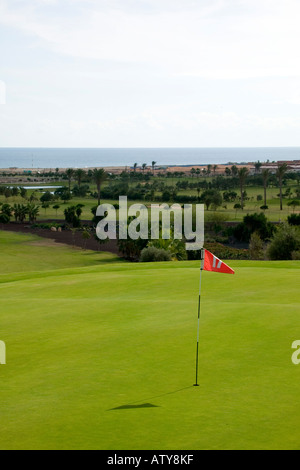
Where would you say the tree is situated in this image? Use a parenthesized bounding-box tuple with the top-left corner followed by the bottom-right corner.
(66, 168, 74, 192)
(27, 204, 39, 223)
(133, 163, 138, 174)
(1, 203, 12, 219)
(4, 187, 12, 199)
(213, 164, 218, 176)
(200, 189, 222, 211)
(75, 168, 85, 187)
(231, 165, 238, 177)
(238, 167, 249, 209)
(267, 223, 300, 260)
(64, 205, 83, 228)
(11, 187, 19, 198)
(53, 204, 60, 216)
(40, 191, 54, 203)
(41, 203, 50, 214)
(261, 168, 270, 207)
(190, 168, 196, 178)
(13, 204, 28, 223)
(254, 161, 262, 174)
(233, 203, 242, 217)
(233, 212, 275, 242)
(276, 162, 288, 211)
(287, 199, 300, 213)
(19, 187, 27, 200)
(82, 229, 91, 250)
(93, 168, 108, 205)
(249, 232, 264, 260)
(142, 163, 147, 175)
(29, 191, 38, 203)
(151, 161, 157, 174)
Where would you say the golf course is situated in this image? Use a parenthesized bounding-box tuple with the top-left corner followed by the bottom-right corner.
(0, 231, 299, 450)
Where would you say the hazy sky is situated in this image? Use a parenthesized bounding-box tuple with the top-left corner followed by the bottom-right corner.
(1, 0, 300, 148)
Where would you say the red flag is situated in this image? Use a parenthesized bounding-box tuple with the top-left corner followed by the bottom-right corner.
(203, 249, 235, 274)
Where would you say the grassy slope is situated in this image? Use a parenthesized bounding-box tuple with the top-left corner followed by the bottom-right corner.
(0, 231, 300, 449)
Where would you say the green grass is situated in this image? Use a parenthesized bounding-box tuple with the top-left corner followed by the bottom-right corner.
(1, 178, 300, 222)
(0, 231, 300, 449)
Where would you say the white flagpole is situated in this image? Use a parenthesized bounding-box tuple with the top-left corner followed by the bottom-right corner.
(194, 248, 204, 386)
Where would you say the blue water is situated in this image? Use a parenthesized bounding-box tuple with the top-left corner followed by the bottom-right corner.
(0, 147, 299, 169)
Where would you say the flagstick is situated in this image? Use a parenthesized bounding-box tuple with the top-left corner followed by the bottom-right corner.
(194, 248, 204, 387)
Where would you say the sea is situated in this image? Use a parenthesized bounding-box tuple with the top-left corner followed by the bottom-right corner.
(0, 147, 299, 169)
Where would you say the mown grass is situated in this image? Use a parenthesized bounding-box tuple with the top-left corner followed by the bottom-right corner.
(0, 231, 299, 449)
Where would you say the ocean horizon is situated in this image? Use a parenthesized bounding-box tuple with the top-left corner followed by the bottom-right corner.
(0, 147, 299, 169)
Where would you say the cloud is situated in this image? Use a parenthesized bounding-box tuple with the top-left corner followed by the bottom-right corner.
(1, 0, 300, 79)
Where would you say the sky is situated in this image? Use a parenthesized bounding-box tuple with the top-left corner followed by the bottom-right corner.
(1, 0, 300, 148)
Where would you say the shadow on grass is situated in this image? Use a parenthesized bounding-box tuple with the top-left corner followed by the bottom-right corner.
(109, 403, 159, 411)
(107, 385, 193, 411)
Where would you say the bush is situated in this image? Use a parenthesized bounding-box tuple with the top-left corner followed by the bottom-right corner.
(0, 213, 10, 223)
(140, 246, 172, 262)
(249, 232, 264, 260)
(187, 242, 250, 260)
(291, 251, 300, 260)
(232, 212, 275, 242)
(288, 214, 300, 226)
(267, 223, 300, 260)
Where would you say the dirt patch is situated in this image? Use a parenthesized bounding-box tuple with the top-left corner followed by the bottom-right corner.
(0, 221, 122, 256)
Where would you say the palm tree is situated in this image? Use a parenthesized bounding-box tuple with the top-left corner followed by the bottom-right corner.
(27, 204, 40, 223)
(207, 164, 212, 176)
(142, 163, 147, 175)
(261, 168, 270, 207)
(231, 165, 238, 177)
(133, 163, 138, 174)
(75, 168, 85, 187)
(93, 168, 108, 205)
(276, 162, 288, 211)
(29, 191, 38, 203)
(151, 161, 157, 174)
(66, 168, 74, 192)
(254, 161, 262, 174)
(238, 167, 249, 209)
(213, 164, 218, 176)
(13, 204, 28, 223)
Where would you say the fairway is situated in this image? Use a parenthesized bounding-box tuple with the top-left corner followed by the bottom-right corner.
(0, 231, 300, 449)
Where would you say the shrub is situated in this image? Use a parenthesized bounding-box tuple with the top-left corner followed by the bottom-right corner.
(0, 213, 10, 223)
(267, 223, 300, 260)
(288, 214, 300, 226)
(187, 242, 250, 260)
(148, 239, 187, 261)
(140, 246, 172, 262)
(249, 232, 264, 260)
(291, 251, 300, 260)
(232, 212, 275, 242)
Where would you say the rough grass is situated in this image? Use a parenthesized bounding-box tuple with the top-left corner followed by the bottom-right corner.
(0, 231, 299, 449)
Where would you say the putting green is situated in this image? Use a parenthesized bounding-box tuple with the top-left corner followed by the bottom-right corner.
(0, 231, 299, 449)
